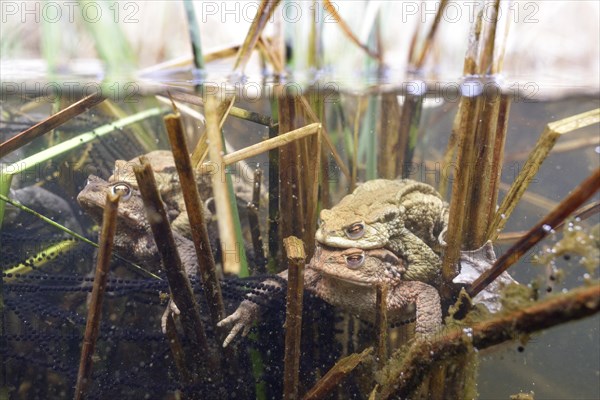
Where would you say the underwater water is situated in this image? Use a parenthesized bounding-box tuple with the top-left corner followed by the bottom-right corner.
(0, 83, 599, 400)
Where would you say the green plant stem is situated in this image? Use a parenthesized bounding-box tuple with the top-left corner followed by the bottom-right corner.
(183, 0, 204, 70)
(0, 107, 164, 228)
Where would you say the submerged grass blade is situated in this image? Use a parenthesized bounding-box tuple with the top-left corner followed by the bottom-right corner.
(1, 107, 164, 179)
(0, 106, 163, 228)
(97, 100, 158, 153)
(225, 169, 249, 277)
(0, 192, 160, 279)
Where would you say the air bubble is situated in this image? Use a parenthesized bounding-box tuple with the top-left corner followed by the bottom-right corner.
(542, 224, 552, 232)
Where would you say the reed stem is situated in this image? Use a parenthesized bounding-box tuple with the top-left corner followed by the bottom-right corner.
(164, 113, 225, 326)
(74, 193, 119, 400)
(205, 96, 241, 274)
(378, 283, 600, 399)
(282, 236, 306, 400)
(0, 92, 105, 158)
(134, 156, 212, 379)
(375, 284, 389, 368)
(469, 167, 600, 297)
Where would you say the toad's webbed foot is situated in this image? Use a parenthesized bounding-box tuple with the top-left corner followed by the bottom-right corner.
(217, 300, 260, 348)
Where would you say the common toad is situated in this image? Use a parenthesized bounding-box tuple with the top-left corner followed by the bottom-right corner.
(315, 179, 449, 283)
(217, 245, 443, 347)
(76, 174, 197, 272)
(108, 150, 254, 242)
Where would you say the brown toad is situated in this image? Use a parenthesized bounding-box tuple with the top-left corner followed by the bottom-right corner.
(76, 174, 198, 271)
(315, 179, 449, 283)
(77, 173, 215, 330)
(108, 150, 254, 242)
(217, 245, 442, 347)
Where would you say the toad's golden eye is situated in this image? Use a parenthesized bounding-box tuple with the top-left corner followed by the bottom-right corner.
(345, 222, 365, 239)
(110, 183, 132, 200)
(345, 252, 365, 269)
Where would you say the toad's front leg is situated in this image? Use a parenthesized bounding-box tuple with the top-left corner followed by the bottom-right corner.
(410, 281, 442, 335)
(217, 268, 323, 347)
(217, 300, 261, 347)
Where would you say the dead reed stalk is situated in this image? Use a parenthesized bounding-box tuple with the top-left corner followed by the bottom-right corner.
(282, 236, 306, 400)
(378, 283, 600, 399)
(74, 193, 119, 400)
(302, 347, 373, 400)
(469, 167, 600, 297)
(134, 156, 212, 379)
(205, 96, 241, 274)
(0, 92, 105, 158)
(164, 112, 225, 326)
(375, 284, 389, 368)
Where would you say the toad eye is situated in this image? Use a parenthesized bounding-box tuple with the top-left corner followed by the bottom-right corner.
(344, 252, 365, 269)
(110, 183, 132, 200)
(345, 222, 365, 239)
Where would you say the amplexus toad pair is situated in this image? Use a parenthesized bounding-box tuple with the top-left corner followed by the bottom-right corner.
(77, 156, 501, 348)
(219, 179, 466, 347)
